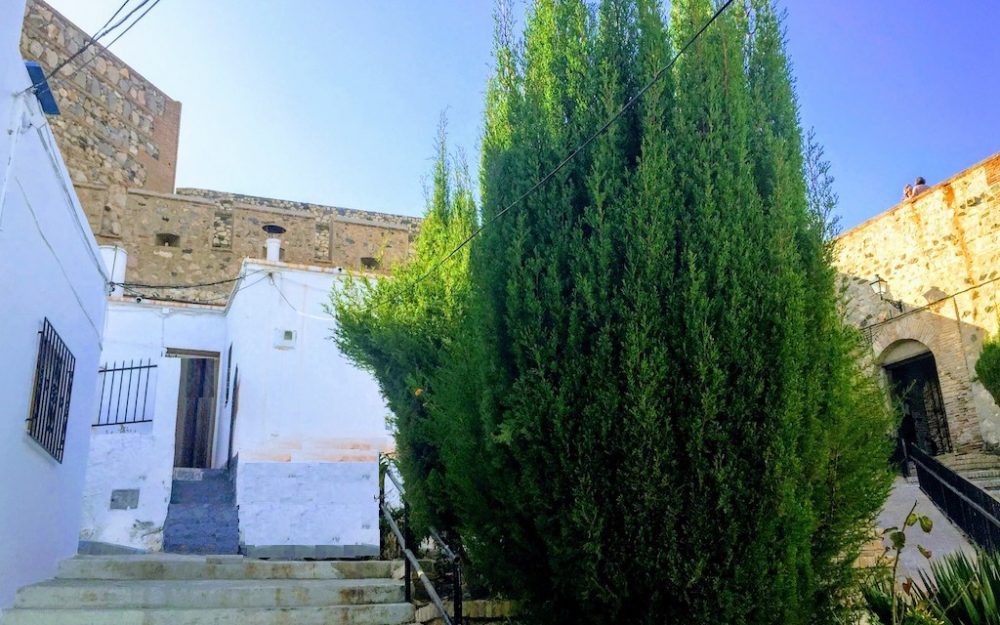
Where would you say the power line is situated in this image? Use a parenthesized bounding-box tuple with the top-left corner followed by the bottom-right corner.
(122, 272, 270, 306)
(402, 0, 735, 294)
(860, 274, 1000, 334)
(114, 269, 267, 291)
(27, 0, 152, 93)
(67, 0, 164, 79)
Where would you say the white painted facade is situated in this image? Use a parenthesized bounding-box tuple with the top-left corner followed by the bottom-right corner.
(0, 0, 108, 610)
(82, 260, 390, 555)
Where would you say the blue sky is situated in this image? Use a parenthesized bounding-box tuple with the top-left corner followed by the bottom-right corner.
(45, 1, 1000, 231)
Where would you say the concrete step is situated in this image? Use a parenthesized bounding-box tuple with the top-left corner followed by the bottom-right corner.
(0, 603, 414, 625)
(15, 578, 404, 609)
(170, 481, 235, 505)
(57, 556, 403, 581)
(956, 469, 1000, 480)
(163, 503, 239, 555)
(938, 454, 1000, 468)
(173, 468, 230, 482)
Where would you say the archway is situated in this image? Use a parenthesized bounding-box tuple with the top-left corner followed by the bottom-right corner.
(879, 340, 953, 460)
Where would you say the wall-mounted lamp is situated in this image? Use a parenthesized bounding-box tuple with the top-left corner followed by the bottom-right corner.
(870, 274, 903, 312)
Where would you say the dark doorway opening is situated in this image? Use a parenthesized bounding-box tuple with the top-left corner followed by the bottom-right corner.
(885, 351, 952, 463)
(173, 354, 219, 469)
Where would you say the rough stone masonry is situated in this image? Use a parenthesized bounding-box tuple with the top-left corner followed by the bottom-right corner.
(20, 0, 421, 304)
(834, 152, 1000, 451)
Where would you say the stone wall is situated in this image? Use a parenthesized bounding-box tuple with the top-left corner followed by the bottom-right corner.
(834, 152, 1000, 449)
(20, 0, 181, 195)
(75, 186, 420, 303)
(20, 0, 421, 305)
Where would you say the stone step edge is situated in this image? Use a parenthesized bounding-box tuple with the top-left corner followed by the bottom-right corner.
(0, 603, 415, 625)
(15, 580, 404, 610)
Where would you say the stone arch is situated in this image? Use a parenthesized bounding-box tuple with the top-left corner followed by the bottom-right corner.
(878, 339, 932, 367)
(870, 309, 981, 451)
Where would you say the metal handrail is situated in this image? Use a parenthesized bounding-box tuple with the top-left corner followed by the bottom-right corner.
(910, 453, 1000, 530)
(909, 444, 1000, 551)
(380, 454, 463, 625)
(379, 500, 455, 625)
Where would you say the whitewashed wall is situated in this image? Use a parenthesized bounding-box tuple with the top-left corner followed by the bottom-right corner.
(0, 0, 107, 609)
(88, 262, 391, 555)
(225, 262, 389, 555)
(79, 302, 225, 551)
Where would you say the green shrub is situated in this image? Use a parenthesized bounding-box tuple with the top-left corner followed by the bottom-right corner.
(976, 336, 1000, 406)
(330, 119, 476, 535)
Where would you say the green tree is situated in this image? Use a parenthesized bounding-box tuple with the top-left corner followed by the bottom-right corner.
(335, 1, 894, 623)
(330, 118, 475, 532)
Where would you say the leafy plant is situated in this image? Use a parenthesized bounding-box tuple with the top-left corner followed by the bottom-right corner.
(917, 551, 1000, 625)
(975, 334, 1000, 407)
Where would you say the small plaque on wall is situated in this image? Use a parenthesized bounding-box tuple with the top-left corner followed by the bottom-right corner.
(110, 489, 139, 510)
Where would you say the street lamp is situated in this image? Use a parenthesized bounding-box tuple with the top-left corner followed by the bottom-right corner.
(870, 274, 903, 312)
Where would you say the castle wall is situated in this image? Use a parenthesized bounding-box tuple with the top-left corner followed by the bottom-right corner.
(84, 187, 420, 304)
(834, 152, 1000, 449)
(19, 0, 421, 305)
(20, 0, 181, 196)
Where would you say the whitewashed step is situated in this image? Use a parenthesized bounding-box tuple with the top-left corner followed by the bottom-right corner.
(57, 555, 403, 580)
(15, 578, 403, 609)
(0, 603, 414, 625)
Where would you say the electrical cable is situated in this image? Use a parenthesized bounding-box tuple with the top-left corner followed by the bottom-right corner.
(269, 274, 335, 322)
(399, 0, 736, 295)
(58, 0, 164, 82)
(121, 272, 269, 306)
(860, 274, 1000, 333)
(115, 269, 268, 290)
(13, 178, 103, 341)
(26, 0, 153, 93)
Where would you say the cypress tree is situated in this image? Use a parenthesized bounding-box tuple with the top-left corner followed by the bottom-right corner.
(337, 1, 895, 622)
(330, 118, 475, 533)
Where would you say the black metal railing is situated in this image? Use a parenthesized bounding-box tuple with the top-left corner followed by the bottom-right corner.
(95, 359, 157, 427)
(27, 318, 76, 463)
(379, 455, 462, 625)
(910, 444, 1000, 551)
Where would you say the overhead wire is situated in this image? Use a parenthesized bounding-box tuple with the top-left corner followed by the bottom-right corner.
(114, 269, 268, 291)
(57, 0, 165, 82)
(121, 272, 270, 306)
(26, 0, 154, 93)
(399, 0, 736, 295)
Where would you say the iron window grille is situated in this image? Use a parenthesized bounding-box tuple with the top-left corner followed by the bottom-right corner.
(95, 359, 157, 427)
(27, 318, 76, 462)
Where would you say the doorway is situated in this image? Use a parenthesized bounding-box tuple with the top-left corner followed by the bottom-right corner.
(885, 351, 952, 459)
(171, 352, 220, 469)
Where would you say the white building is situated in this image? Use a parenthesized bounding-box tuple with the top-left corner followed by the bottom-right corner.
(0, 0, 108, 610)
(81, 254, 391, 557)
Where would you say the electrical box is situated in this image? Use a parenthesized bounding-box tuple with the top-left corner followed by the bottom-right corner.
(273, 329, 297, 350)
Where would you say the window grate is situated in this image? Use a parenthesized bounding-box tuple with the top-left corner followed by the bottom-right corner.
(95, 359, 157, 427)
(27, 319, 76, 462)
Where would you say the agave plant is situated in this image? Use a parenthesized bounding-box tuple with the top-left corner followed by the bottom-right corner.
(917, 551, 1000, 625)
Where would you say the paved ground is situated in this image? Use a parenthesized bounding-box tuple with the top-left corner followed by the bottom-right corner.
(876, 477, 976, 580)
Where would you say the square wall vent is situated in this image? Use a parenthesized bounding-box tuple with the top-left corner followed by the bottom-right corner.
(273, 329, 297, 350)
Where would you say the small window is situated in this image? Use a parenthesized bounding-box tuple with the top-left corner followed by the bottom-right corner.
(27, 319, 76, 462)
(156, 233, 180, 247)
(360, 256, 380, 270)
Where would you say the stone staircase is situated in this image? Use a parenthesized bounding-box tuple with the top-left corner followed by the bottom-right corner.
(163, 468, 239, 555)
(0, 555, 413, 625)
(936, 452, 1000, 497)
